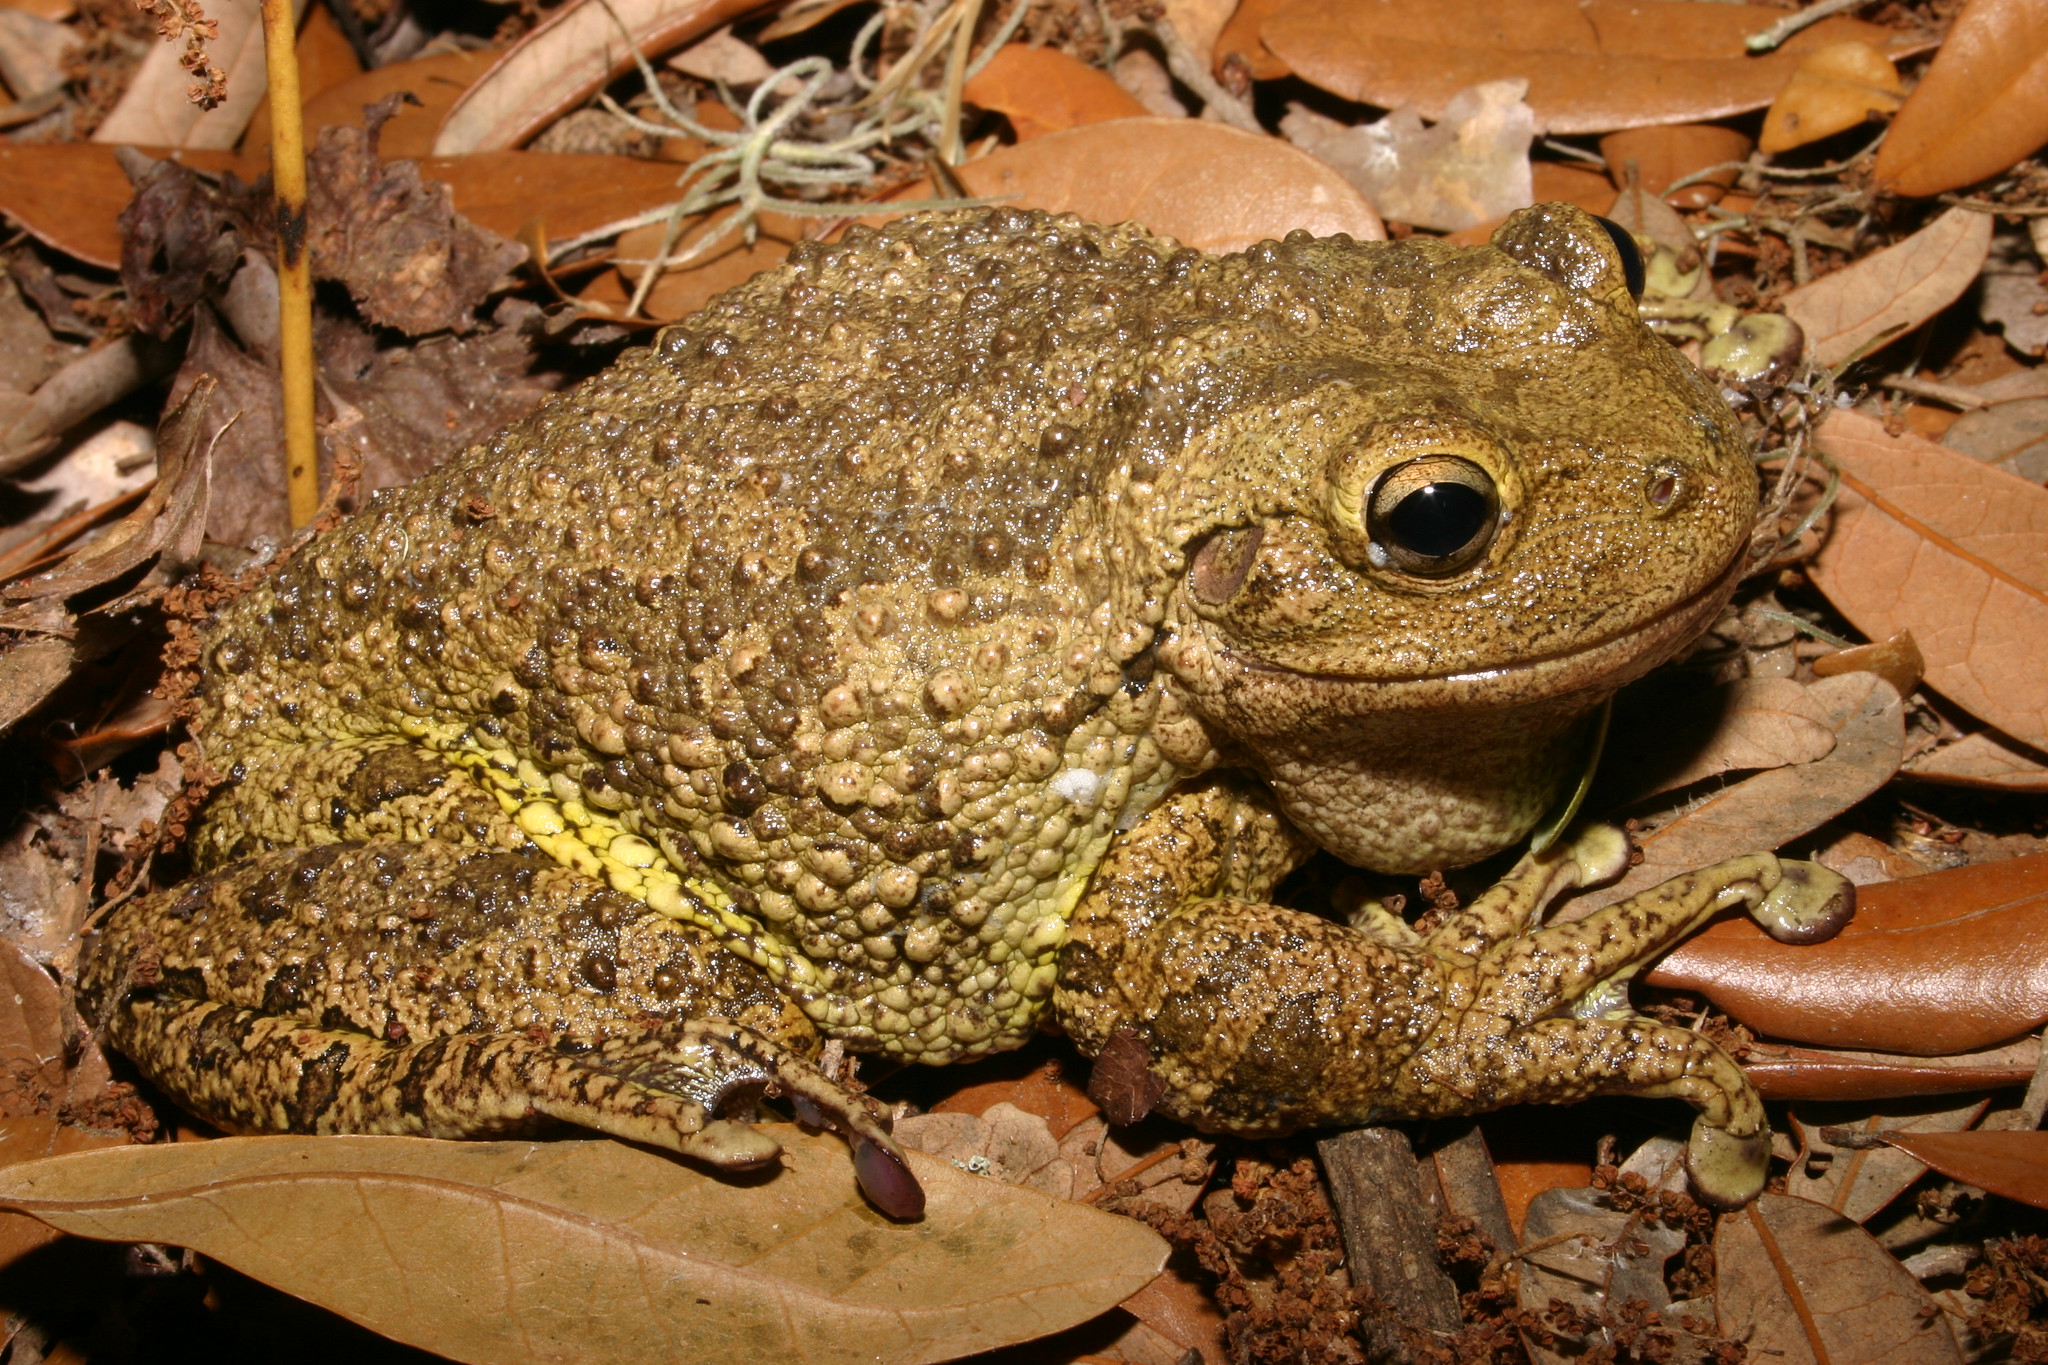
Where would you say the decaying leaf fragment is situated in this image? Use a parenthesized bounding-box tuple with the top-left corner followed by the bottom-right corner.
(1809, 409, 2048, 751)
(1778, 208, 1992, 368)
(1878, 1130, 2048, 1211)
(0, 1130, 1169, 1365)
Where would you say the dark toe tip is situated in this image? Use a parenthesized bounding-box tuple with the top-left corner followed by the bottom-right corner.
(855, 1138, 926, 1221)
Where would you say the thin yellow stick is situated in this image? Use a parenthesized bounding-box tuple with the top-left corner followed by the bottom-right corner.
(258, 0, 318, 529)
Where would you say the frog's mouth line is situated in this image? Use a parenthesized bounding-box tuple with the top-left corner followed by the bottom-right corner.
(1210, 547, 1745, 699)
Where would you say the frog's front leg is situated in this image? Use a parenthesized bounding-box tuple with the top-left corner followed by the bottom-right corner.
(1054, 780, 1853, 1209)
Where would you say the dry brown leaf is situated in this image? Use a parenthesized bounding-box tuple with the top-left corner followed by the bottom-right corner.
(1257, 0, 1916, 134)
(91, 0, 305, 149)
(1746, 1041, 2040, 1103)
(1759, 41, 1902, 155)
(435, 0, 775, 154)
(1809, 408, 2048, 749)
(1528, 161, 1616, 215)
(246, 49, 496, 163)
(1603, 676, 1838, 806)
(592, 217, 795, 323)
(0, 143, 249, 271)
(868, 118, 1382, 253)
(1789, 1097, 1990, 1224)
(1597, 125, 1752, 209)
(1647, 853, 2048, 1055)
(1716, 1194, 1964, 1364)
(1779, 208, 1992, 368)
(0, 1130, 1169, 1365)
(1942, 369, 2048, 482)
(1905, 730, 2048, 793)
(963, 45, 1148, 141)
(1874, 0, 2048, 197)
(1879, 1130, 2048, 1210)
(1576, 670, 1902, 914)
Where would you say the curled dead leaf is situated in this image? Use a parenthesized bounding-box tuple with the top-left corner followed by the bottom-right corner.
(1779, 207, 1992, 368)
(1809, 408, 2048, 750)
(0, 1131, 1169, 1365)
(0, 143, 247, 271)
(866, 118, 1383, 253)
(1811, 629, 1924, 699)
(1597, 124, 1752, 209)
(1648, 853, 2048, 1055)
(1789, 1097, 1991, 1224)
(1257, 0, 1916, 134)
(1759, 40, 1902, 155)
(1746, 1041, 2040, 1103)
(1873, 0, 2048, 198)
(1904, 730, 2048, 793)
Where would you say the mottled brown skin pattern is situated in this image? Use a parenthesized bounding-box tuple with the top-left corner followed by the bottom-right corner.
(84, 202, 1837, 1208)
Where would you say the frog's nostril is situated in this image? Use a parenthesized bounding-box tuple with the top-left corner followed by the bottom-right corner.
(1365, 455, 1498, 575)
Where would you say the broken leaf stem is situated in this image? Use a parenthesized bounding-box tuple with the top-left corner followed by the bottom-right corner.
(258, 0, 318, 529)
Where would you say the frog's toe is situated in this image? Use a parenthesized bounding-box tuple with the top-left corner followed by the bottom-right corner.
(1566, 824, 1633, 885)
(1685, 1120, 1769, 1209)
(678, 1118, 783, 1169)
(855, 1136, 927, 1220)
(1753, 861, 1855, 944)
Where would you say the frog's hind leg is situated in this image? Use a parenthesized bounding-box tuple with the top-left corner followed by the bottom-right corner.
(80, 839, 922, 1216)
(1418, 851, 1854, 1207)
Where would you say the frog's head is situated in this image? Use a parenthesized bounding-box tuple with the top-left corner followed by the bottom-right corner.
(1151, 203, 1758, 874)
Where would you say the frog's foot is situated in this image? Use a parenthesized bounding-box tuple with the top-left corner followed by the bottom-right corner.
(1438, 851, 1854, 1207)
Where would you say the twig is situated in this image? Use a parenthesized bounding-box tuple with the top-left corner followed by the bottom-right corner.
(1745, 0, 1875, 52)
(1881, 373, 1991, 410)
(257, 0, 318, 529)
(937, 0, 985, 163)
(1139, 14, 1261, 134)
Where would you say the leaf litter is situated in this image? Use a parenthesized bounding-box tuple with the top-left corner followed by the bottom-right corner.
(5, 0, 2048, 1359)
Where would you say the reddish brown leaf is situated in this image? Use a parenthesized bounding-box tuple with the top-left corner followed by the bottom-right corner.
(1879, 1130, 2048, 1210)
(1528, 161, 1616, 215)
(1597, 124, 1752, 209)
(1647, 854, 2048, 1055)
(1747, 1046, 2039, 1102)
(1809, 409, 2048, 749)
(1716, 1195, 1964, 1364)
(1257, 0, 1917, 134)
(420, 151, 697, 245)
(435, 0, 777, 153)
(963, 45, 1149, 141)
(1213, 0, 1290, 82)
(1811, 629, 1925, 700)
(1780, 209, 1992, 368)
(868, 118, 1383, 253)
(1759, 40, 1902, 155)
(0, 144, 249, 271)
(1874, 0, 2048, 198)
(1088, 1026, 1167, 1127)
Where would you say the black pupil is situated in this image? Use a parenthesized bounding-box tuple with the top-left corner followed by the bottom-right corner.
(1387, 482, 1491, 559)
(1591, 216, 1645, 298)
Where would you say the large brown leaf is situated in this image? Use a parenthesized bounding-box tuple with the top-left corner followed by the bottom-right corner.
(1873, 0, 2048, 198)
(1647, 854, 2048, 1055)
(1778, 208, 1991, 368)
(868, 118, 1383, 253)
(1809, 409, 2048, 750)
(1715, 1195, 1964, 1364)
(1746, 1040, 2040, 1102)
(0, 1130, 1168, 1365)
(1257, 0, 1916, 134)
(1879, 1130, 2048, 1210)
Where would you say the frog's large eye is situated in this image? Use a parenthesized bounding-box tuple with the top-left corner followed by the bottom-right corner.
(1366, 456, 1499, 576)
(1590, 216, 1646, 299)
